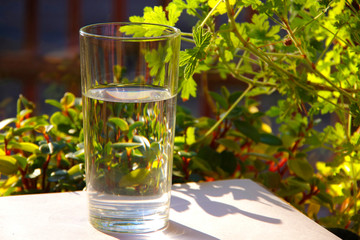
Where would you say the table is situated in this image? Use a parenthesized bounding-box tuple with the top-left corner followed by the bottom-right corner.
(0, 179, 340, 240)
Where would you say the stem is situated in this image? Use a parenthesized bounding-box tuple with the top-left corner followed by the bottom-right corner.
(200, 84, 253, 140)
(292, 2, 332, 35)
(201, 72, 217, 114)
(283, 19, 355, 101)
(200, 0, 223, 28)
(264, 52, 304, 59)
(315, 29, 339, 65)
(224, 0, 310, 90)
(181, 37, 195, 44)
(42, 154, 51, 192)
(233, 6, 243, 20)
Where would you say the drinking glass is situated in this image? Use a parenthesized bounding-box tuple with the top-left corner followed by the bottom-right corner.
(79, 22, 180, 233)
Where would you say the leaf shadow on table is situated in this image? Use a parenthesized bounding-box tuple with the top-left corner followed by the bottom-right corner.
(99, 220, 220, 240)
(171, 179, 294, 224)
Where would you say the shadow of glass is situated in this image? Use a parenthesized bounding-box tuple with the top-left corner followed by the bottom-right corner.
(98, 220, 219, 240)
(171, 179, 293, 224)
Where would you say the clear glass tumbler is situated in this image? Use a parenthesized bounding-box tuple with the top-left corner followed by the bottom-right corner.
(79, 22, 180, 233)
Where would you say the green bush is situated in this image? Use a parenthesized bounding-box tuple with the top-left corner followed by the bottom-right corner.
(0, 93, 85, 194)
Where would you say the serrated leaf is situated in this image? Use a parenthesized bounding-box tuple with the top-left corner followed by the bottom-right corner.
(193, 27, 211, 48)
(166, 2, 182, 26)
(180, 76, 197, 101)
(179, 51, 192, 67)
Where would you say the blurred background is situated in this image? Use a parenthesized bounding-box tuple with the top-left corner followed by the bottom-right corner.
(0, 0, 185, 119)
(0, 0, 256, 120)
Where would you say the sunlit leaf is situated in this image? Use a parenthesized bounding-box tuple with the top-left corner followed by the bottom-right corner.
(119, 168, 150, 187)
(10, 142, 39, 153)
(0, 156, 18, 175)
(108, 117, 129, 131)
(0, 118, 16, 131)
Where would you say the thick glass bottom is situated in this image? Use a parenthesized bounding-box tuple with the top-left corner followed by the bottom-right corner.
(89, 214, 168, 233)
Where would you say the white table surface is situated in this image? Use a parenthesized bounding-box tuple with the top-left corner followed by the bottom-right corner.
(0, 179, 340, 240)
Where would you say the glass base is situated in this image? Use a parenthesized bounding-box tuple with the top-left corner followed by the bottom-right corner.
(89, 215, 168, 233)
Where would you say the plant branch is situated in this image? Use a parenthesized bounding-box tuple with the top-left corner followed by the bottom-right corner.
(200, 84, 253, 140)
(283, 19, 355, 101)
(200, 0, 223, 28)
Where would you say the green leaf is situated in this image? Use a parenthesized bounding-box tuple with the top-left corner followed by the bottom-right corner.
(39, 143, 54, 154)
(0, 155, 18, 175)
(259, 133, 283, 146)
(12, 155, 27, 169)
(220, 151, 237, 174)
(216, 138, 241, 152)
(233, 120, 260, 142)
(186, 127, 196, 145)
(13, 126, 34, 136)
(179, 51, 192, 67)
(60, 92, 75, 108)
(50, 111, 72, 126)
(133, 135, 150, 149)
(129, 121, 144, 132)
(34, 124, 53, 134)
(261, 171, 281, 189)
(68, 163, 84, 179)
(209, 91, 228, 109)
(108, 117, 129, 131)
(166, 2, 183, 26)
(28, 168, 41, 179)
(197, 146, 221, 169)
(111, 142, 143, 150)
(191, 156, 212, 172)
(10, 142, 39, 153)
(193, 26, 212, 48)
(48, 170, 68, 182)
(288, 176, 311, 191)
(180, 76, 197, 101)
(179, 27, 211, 99)
(288, 158, 314, 181)
(18, 109, 32, 120)
(45, 99, 63, 110)
(119, 168, 150, 187)
(0, 118, 16, 131)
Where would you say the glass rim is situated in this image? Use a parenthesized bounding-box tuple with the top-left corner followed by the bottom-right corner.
(79, 22, 181, 41)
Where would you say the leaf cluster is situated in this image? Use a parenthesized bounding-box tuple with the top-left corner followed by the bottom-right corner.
(129, 0, 360, 235)
(0, 93, 84, 195)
